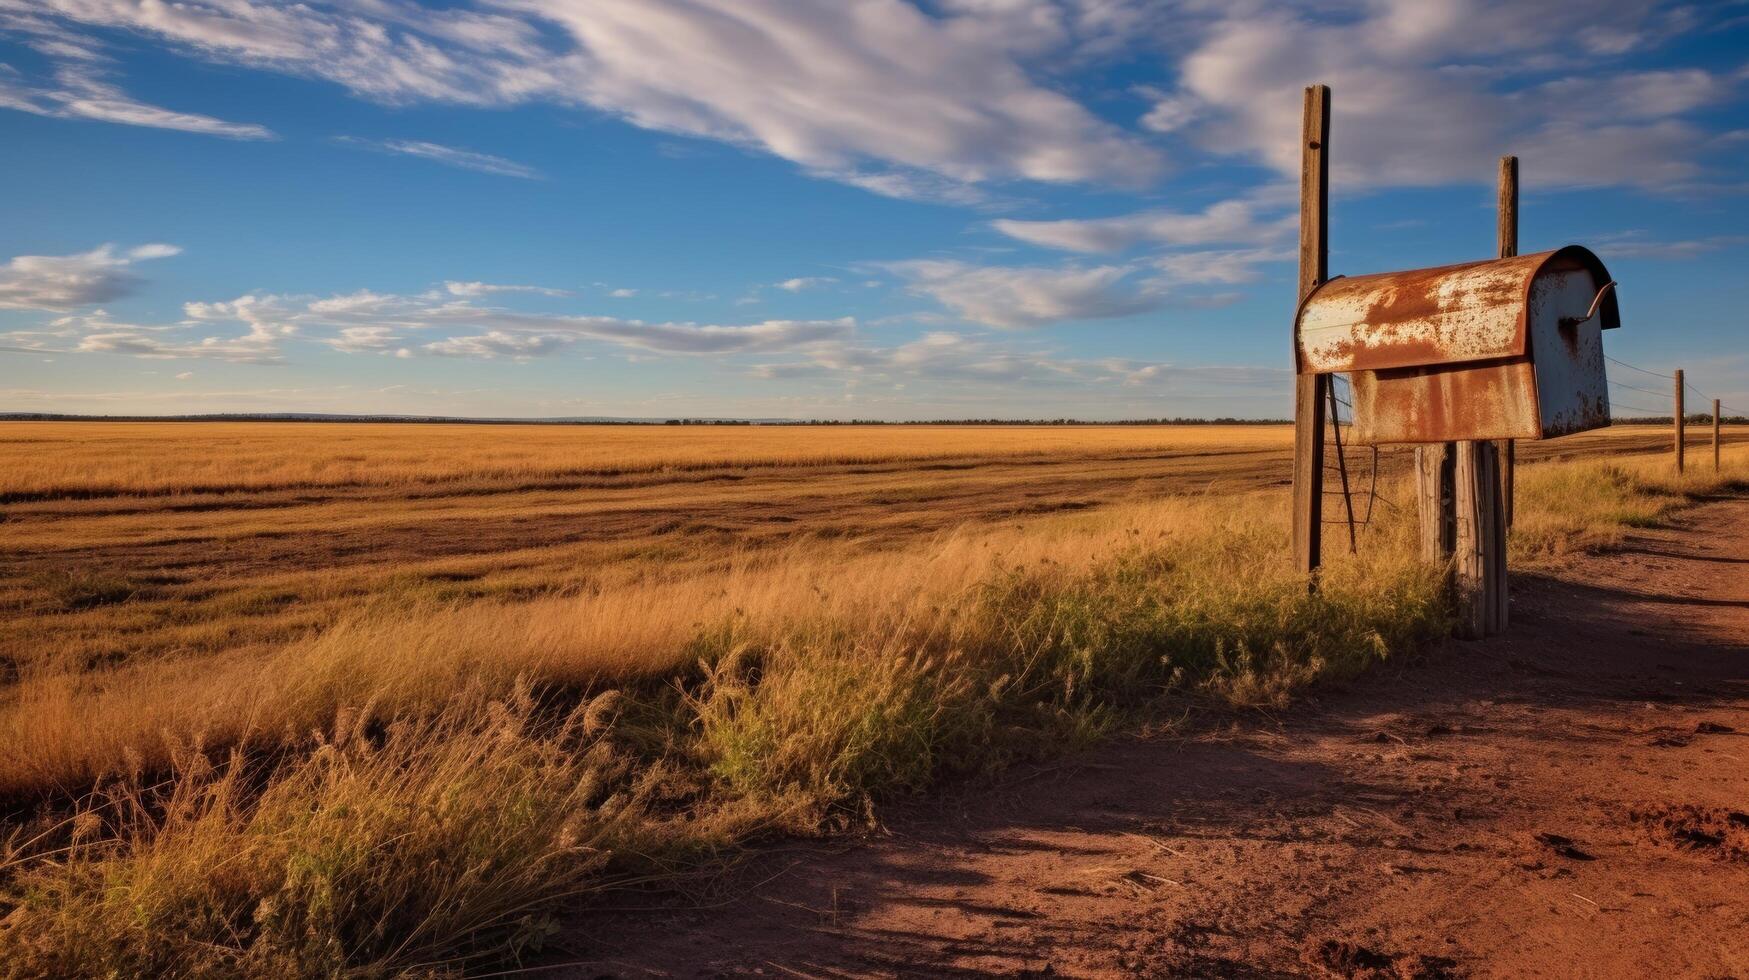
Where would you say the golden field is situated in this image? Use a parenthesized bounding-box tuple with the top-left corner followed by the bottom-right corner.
(0, 421, 1743, 977)
(0, 421, 1680, 676)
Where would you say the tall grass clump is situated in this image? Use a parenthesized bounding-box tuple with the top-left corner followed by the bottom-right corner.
(1511, 446, 1748, 563)
(0, 684, 674, 978)
(692, 516, 1449, 819)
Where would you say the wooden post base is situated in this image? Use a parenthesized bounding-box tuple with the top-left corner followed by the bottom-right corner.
(1454, 440, 1508, 638)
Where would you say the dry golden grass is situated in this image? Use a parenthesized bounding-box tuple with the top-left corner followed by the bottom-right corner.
(0, 421, 1743, 977)
(0, 421, 1294, 500)
(2, 422, 1308, 681)
(0, 422, 1693, 679)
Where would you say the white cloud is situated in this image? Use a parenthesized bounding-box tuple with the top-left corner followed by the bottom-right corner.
(21, 273, 861, 364)
(0, 243, 181, 311)
(1586, 231, 1749, 260)
(883, 259, 1163, 328)
(444, 281, 570, 297)
(176, 285, 863, 360)
(776, 276, 839, 292)
(1137, 88, 1200, 134)
(1533, 69, 1731, 122)
(339, 137, 542, 179)
(18, 0, 1161, 195)
(1151, 0, 1729, 190)
(750, 330, 1290, 392)
(327, 325, 405, 354)
(63, 314, 286, 364)
(1514, 119, 1708, 190)
(815, 169, 991, 206)
(416, 314, 855, 359)
(608, 288, 638, 298)
(499, 314, 856, 355)
(0, 63, 273, 139)
(1152, 248, 1290, 286)
(425, 330, 573, 359)
(992, 200, 1291, 253)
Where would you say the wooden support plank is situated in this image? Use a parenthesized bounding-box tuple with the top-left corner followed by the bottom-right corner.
(1488, 443, 1509, 634)
(1716, 398, 1723, 472)
(1495, 155, 1518, 529)
(1292, 84, 1331, 578)
(1453, 441, 1487, 640)
(1500, 439, 1514, 528)
(1675, 369, 1686, 474)
(1415, 443, 1455, 564)
(1454, 440, 1505, 638)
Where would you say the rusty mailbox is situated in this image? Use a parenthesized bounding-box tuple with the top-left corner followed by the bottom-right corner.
(1295, 245, 1619, 444)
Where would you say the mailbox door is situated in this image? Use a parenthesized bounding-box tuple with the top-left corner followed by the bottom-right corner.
(1527, 266, 1611, 438)
(1349, 360, 1542, 445)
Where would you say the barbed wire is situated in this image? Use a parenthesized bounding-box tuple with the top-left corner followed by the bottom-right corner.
(1608, 378, 1671, 399)
(1606, 354, 1745, 420)
(1604, 355, 1672, 379)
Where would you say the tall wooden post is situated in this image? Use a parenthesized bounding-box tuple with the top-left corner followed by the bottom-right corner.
(1445, 156, 1515, 638)
(1495, 156, 1518, 528)
(1674, 369, 1686, 473)
(1714, 398, 1722, 471)
(1293, 84, 1331, 578)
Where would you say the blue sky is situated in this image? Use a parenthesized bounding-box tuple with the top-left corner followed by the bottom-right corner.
(2, 0, 1747, 420)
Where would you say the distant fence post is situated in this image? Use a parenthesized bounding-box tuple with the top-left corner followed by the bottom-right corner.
(1675, 369, 1686, 473)
(1715, 398, 1723, 471)
(1495, 155, 1517, 528)
(1292, 84, 1331, 580)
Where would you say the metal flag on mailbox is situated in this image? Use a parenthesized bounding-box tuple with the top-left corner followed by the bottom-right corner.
(1295, 245, 1620, 445)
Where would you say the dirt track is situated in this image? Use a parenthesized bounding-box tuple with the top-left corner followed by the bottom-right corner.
(571, 495, 1749, 978)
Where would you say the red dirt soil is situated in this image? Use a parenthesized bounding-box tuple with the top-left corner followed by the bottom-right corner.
(564, 496, 1749, 979)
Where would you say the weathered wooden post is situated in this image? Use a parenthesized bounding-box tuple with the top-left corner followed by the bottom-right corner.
(1496, 155, 1517, 528)
(1416, 445, 1455, 562)
(1293, 84, 1330, 580)
(1715, 398, 1722, 471)
(1675, 369, 1686, 473)
(1453, 439, 1506, 637)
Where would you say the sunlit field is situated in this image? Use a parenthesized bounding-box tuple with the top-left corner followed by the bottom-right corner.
(1, 421, 1742, 977)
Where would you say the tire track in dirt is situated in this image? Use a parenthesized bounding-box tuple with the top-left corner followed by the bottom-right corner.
(571, 495, 1749, 978)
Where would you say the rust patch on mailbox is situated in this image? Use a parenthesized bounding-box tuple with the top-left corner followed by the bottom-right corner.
(1351, 360, 1541, 444)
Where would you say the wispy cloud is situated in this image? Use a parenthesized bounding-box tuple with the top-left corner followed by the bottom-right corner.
(750, 331, 1290, 393)
(880, 259, 1164, 329)
(0, 63, 273, 139)
(16, 0, 1160, 196)
(53, 311, 288, 364)
(338, 138, 542, 179)
(444, 281, 570, 297)
(1142, 0, 1734, 190)
(992, 200, 1292, 254)
(1587, 231, 1749, 259)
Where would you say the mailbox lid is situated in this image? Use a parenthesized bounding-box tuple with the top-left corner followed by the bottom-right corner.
(1296, 245, 1617, 374)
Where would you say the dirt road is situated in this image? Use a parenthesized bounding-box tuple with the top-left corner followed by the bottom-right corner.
(572, 495, 1749, 978)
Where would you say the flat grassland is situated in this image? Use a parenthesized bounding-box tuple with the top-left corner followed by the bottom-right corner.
(0, 421, 1674, 675)
(0, 421, 1740, 977)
